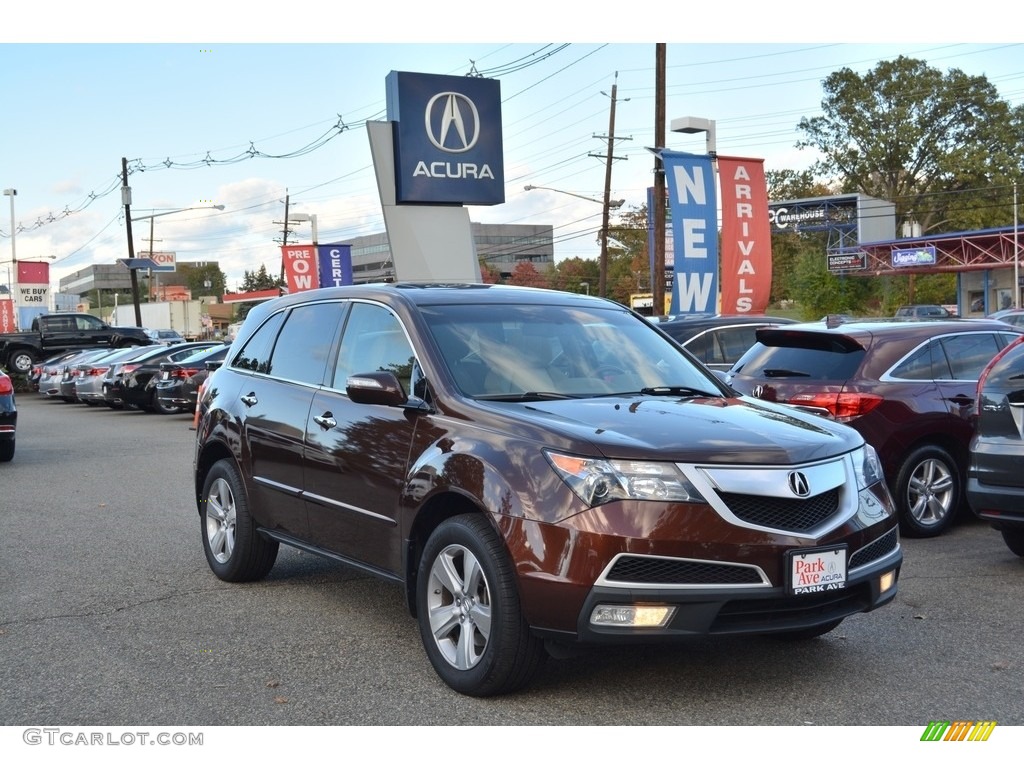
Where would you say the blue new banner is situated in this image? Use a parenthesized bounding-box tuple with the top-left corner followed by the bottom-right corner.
(663, 151, 718, 314)
(317, 244, 353, 287)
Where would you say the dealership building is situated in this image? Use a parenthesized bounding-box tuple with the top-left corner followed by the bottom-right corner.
(345, 222, 554, 283)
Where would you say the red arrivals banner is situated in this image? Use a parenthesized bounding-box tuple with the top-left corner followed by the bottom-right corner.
(717, 156, 773, 314)
(281, 245, 319, 294)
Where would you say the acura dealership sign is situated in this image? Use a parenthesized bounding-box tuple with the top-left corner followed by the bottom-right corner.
(386, 71, 504, 205)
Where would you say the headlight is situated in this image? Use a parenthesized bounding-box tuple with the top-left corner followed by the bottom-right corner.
(852, 443, 885, 490)
(544, 450, 706, 506)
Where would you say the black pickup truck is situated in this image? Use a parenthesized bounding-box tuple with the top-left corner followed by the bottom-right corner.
(0, 313, 151, 375)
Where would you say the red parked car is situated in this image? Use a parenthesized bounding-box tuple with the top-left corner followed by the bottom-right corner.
(726, 318, 1022, 538)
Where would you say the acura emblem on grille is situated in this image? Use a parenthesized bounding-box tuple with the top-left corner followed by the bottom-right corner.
(788, 471, 811, 497)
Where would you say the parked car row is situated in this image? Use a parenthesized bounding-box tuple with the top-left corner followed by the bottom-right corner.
(29, 341, 228, 415)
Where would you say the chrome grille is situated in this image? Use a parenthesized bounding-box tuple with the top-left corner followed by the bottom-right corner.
(717, 488, 839, 532)
(605, 556, 764, 586)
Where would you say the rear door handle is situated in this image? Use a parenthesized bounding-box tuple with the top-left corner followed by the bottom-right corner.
(240, 392, 258, 407)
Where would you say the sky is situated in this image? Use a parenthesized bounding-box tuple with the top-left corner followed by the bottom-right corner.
(1, 3, 1020, 295)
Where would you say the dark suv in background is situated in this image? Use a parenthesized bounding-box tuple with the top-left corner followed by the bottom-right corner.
(647, 314, 796, 371)
(726, 319, 1022, 538)
(193, 284, 902, 696)
(967, 335, 1024, 556)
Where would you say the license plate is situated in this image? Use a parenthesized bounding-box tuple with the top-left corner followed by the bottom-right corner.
(162, 371, 169, 380)
(788, 547, 847, 595)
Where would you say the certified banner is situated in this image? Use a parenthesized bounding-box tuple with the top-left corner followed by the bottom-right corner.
(317, 244, 353, 288)
(717, 156, 773, 314)
(662, 151, 717, 314)
(281, 245, 319, 293)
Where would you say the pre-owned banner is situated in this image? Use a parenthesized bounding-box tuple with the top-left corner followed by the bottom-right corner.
(317, 244, 353, 288)
(281, 245, 319, 293)
(662, 151, 717, 314)
(718, 156, 773, 314)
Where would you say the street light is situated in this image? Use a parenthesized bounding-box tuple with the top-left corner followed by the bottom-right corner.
(128, 204, 225, 319)
(671, 116, 718, 157)
(288, 212, 319, 245)
(524, 185, 625, 299)
(523, 185, 624, 208)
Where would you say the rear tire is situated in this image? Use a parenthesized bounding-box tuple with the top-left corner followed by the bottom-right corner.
(0, 439, 13, 462)
(7, 349, 36, 375)
(200, 459, 278, 582)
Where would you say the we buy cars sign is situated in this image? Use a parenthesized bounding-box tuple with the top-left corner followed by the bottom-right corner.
(281, 245, 319, 293)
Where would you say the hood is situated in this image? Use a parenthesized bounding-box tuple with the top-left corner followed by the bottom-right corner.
(480, 394, 861, 465)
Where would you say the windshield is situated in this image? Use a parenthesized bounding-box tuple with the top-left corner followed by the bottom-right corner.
(421, 302, 724, 399)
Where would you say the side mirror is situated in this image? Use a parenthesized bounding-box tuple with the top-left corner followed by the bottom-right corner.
(346, 371, 407, 407)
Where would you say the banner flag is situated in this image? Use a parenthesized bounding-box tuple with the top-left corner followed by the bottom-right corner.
(317, 244, 353, 288)
(718, 156, 773, 314)
(662, 151, 717, 314)
(281, 245, 319, 293)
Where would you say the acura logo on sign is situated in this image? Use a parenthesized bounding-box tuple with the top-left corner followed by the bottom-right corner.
(788, 471, 811, 498)
(424, 92, 480, 153)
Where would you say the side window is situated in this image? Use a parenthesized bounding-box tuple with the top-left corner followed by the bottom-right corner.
(333, 303, 415, 394)
(683, 332, 713, 364)
(268, 302, 345, 386)
(891, 342, 938, 380)
(76, 316, 103, 331)
(231, 312, 286, 374)
(716, 327, 759, 365)
(939, 333, 1000, 380)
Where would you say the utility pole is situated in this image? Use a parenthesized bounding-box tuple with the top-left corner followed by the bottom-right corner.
(592, 74, 630, 297)
(653, 44, 667, 315)
(279, 191, 290, 284)
(121, 157, 143, 327)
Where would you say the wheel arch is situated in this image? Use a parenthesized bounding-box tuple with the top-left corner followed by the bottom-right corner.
(194, 439, 238, 515)
(403, 491, 503, 619)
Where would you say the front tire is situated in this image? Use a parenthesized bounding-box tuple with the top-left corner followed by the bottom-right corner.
(893, 445, 960, 538)
(416, 515, 544, 697)
(1002, 528, 1024, 558)
(200, 458, 278, 582)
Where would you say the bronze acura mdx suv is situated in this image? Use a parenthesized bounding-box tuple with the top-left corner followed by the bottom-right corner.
(194, 284, 902, 696)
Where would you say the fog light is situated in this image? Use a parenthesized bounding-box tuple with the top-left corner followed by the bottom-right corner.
(590, 605, 676, 628)
(879, 570, 896, 592)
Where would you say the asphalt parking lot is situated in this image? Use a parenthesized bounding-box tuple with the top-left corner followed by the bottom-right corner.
(1, 394, 1023, 727)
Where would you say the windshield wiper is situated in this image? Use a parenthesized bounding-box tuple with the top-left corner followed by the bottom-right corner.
(475, 391, 579, 402)
(637, 386, 719, 398)
(762, 368, 811, 378)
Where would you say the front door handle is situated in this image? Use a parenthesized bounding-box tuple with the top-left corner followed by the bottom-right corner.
(313, 412, 337, 430)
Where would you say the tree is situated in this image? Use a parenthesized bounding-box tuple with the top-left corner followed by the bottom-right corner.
(797, 56, 1023, 233)
(507, 261, 550, 289)
(240, 264, 282, 292)
(176, 262, 228, 298)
